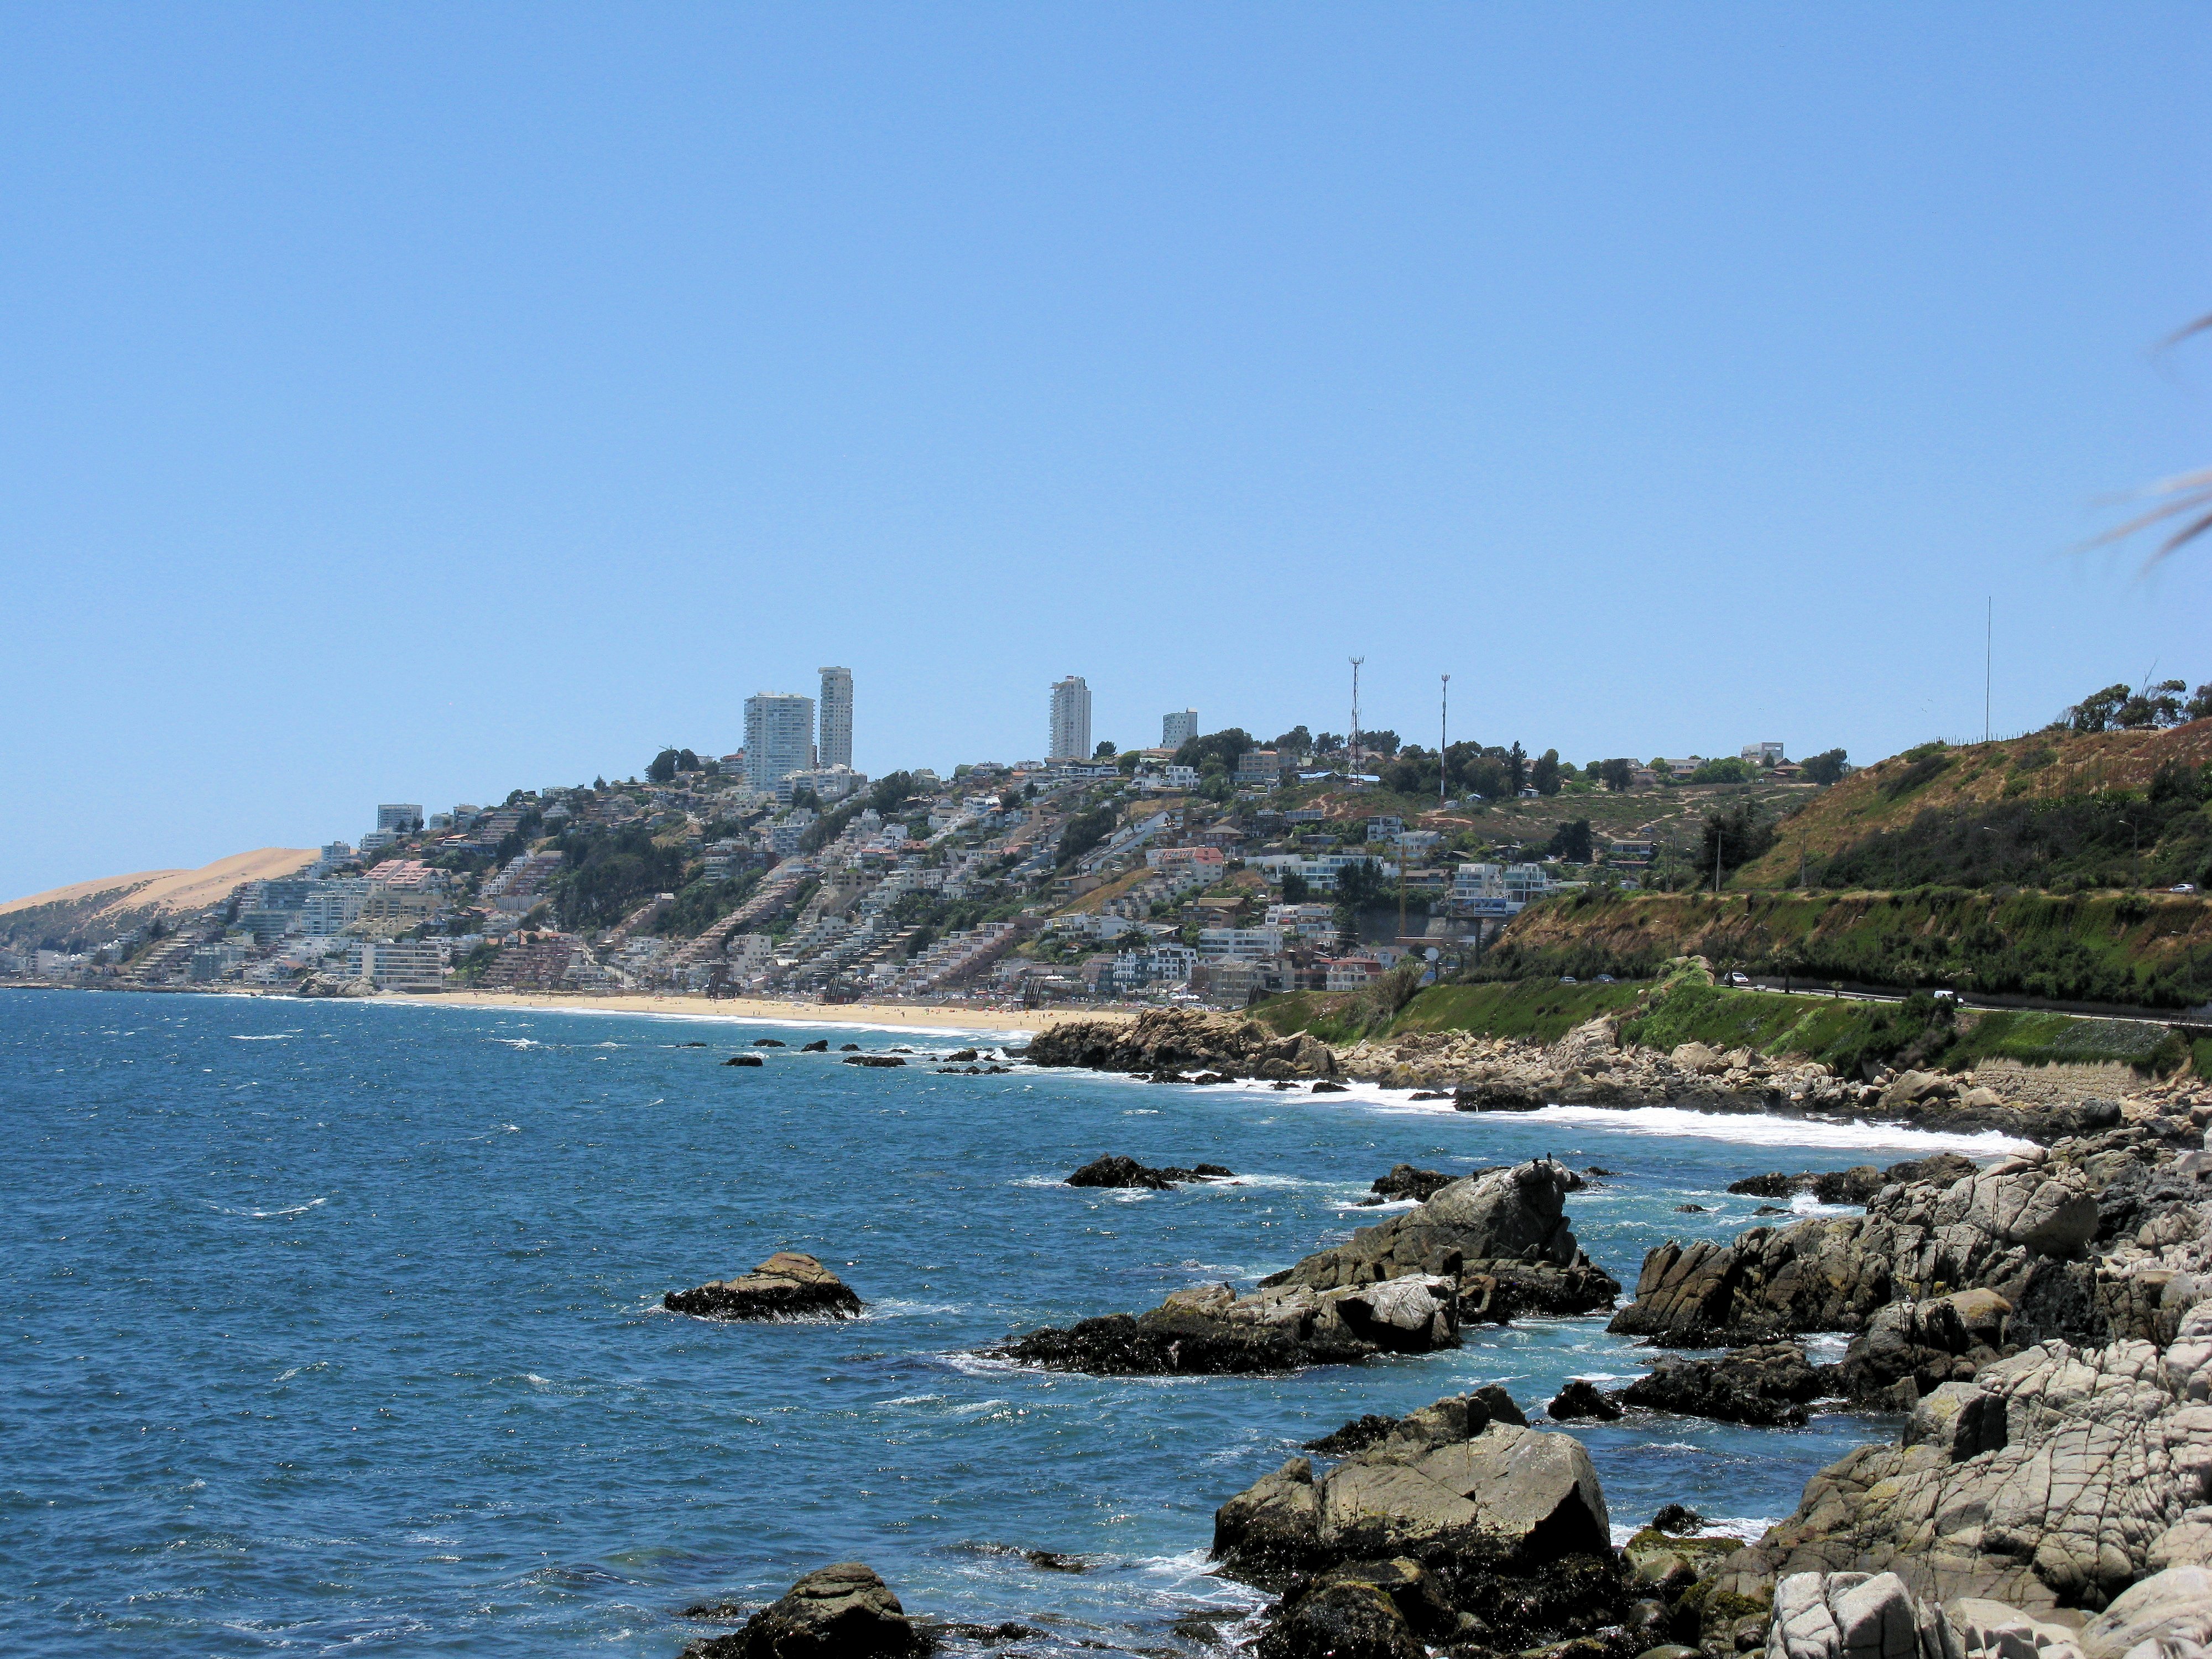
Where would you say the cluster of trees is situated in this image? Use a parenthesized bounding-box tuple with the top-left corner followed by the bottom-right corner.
(2065, 680, 2212, 734)
(548, 823, 689, 931)
(646, 748, 706, 783)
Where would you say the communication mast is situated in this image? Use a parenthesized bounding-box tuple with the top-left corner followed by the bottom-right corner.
(1349, 656, 1365, 783)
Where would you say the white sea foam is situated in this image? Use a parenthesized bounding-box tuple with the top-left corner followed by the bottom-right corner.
(1519, 1104, 2033, 1156)
(207, 1197, 327, 1219)
(228, 1032, 298, 1040)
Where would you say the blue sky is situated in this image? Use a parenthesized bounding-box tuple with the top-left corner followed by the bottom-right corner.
(2, 4, 2208, 898)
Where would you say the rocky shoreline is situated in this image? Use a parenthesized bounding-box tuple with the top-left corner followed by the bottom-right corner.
(679, 1008, 2212, 1659)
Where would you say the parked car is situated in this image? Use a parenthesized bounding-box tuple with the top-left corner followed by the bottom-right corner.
(1726, 971, 1752, 987)
(2173, 883, 2198, 894)
(1594, 974, 1616, 983)
(1559, 975, 1578, 985)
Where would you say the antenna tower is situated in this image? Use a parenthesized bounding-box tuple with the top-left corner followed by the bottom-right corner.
(1348, 656, 1365, 782)
(1439, 674, 1450, 808)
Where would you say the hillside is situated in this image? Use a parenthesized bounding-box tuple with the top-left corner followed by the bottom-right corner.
(1735, 719, 2212, 889)
(0, 848, 316, 951)
(1481, 886, 2212, 1010)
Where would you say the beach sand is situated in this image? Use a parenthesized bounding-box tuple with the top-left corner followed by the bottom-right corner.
(391, 988, 1128, 1034)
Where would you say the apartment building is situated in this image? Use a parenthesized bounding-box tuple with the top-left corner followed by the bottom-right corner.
(1048, 676, 1091, 760)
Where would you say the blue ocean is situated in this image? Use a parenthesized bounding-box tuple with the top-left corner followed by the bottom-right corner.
(1, 990, 2031, 1656)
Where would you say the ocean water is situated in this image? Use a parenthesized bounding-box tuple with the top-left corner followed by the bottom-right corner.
(0, 990, 2032, 1657)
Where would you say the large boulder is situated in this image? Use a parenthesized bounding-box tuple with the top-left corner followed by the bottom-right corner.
(2078, 1565, 2212, 1658)
(1267, 1158, 1622, 1321)
(1730, 1155, 1980, 1207)
(1835, 1290, 2016, 1408)
(1216, 1393, 1626, 1653)
(1610, 1160, 2099, 1348)
(665, 1253, 864, 1321)
(1765, 1571, 1959, 1659)
(681, 1563, 926, 1659)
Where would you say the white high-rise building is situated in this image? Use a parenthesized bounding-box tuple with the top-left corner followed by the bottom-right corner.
(818, 667, 854, 770)
(1048, 676, 1092, 760)
(1162, 709, 1197, 749)
(744, 693, 816, 792)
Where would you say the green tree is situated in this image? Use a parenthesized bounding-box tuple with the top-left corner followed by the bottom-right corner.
(1699, 800, 1777, 885)
(1546, 819, 1594, 862)
(1094, 740, 1117, 759)
(1333, 857, 1387, 910)
(1597, 758, 1635, 792)
(1280, 868, 1311, 902)
(1506, 742, 1529, 795)
(1272, 726, 1313, 755)
(1531, 749, 1562, 795)
(1174, 728, 1254, 771)
(1057, 802, 1118, 867)
(648, 749, 680, 784)
(1803, 748, 1849, 786)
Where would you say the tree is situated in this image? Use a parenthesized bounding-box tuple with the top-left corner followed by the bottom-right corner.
(1531, 749, 1562, 795)
(676, 748, 701, 773)
(647, 749, 681, 784)
(1312, 732, 1344, 754)
(1272, 726, 1313, 756)
(790, 787, 821, 812)
(2067, 684, 2133, 733)
(1094, 740, 1117, 759)
(1546, 819, 1594, 863)
(592, 776, 607, 791)
(1363, 729, 1400, 757)
(1802, 748, 1849, 786)
(1333, 857, 1387, 910)
(1280, 868, 1311, 902)
(1699, 800, 1777, 885)
(868, 772, 915, 813)
(2189, 683, 2212, 723)
(2119, 680, 2190, 728)
(1597, 758, 1636, 792)
(1174, 728, 1253, 771)
(1506, 742, 1529, 795)
(1057, 803, 1118, 867)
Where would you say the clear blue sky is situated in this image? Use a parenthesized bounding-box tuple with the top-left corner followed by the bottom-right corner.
(3, 4, 2208, 898)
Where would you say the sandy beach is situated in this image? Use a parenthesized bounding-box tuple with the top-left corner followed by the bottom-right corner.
(389, 987, 1130, 1034)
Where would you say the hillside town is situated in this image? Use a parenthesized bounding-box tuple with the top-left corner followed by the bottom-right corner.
(3, 666, 1826, 1006)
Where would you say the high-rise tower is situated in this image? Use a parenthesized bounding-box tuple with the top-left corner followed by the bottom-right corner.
(1048, 676, 1091, 761)
(744, 693, 816, 792)
(1162, 709, 1197, 749)
(817, 667, 853, 770)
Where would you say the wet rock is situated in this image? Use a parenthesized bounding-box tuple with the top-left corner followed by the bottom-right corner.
(1063, 1154, 1237, 1190)
(1677, 1204, 1712, 1213)
(1021, 1550, 1087, 1572)
(679, 1562, 926, 1659)
(1307, 1415, 1404, 1455)
(1452, 1079, 1547, 1112)
(1616, 1343, 1830, 1428)
(1730, 1156, 1979, 1208)
(839, 1043, 860, 1051)
(724, 1054, 765, 1067)
(1253, 1561, 1445, 1659)
(753, 1037, 786, 1047)
(799, 1040, 830, 1052)
(946, 1049, 979, 1063)
(665, 1253, 864, 1321)
(844, 1055, 906, 1068)
(1834, 1288, 2014, 1406)
(1548, 1380, 1623, 1422)
(1311, 1080, 1349, 1094)
(1367, 1165, 1464, 1205)
(1651, 1505, 1704, 1534)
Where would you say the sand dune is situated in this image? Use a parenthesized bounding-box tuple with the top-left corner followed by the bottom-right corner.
(1, 848, 319, 926)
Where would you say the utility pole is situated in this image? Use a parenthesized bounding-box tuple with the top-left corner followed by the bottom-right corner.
(1349, 656, 1365, 786)
(1439, 674, 1450, 810)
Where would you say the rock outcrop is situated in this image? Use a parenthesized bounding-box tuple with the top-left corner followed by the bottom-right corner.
(1610, 1155, 2099, 1348)
(1713, 1305, 2212, 1614)
(1361, 1164, 1465, 1205)
(1027, 1008, 1339, 1081)
(1217, 1392, 1627, 1656)
(1000, 1159, 1611, 1375)
(665, 1253, 864, 1321)
(1266, 1158, 1622, 1323)
(1064, 1154, 1235, 1190)
(1730, 1155, 1979, 1207)
(1617, 1342, 1834, 1427)
(680, 1562, 926, 1659)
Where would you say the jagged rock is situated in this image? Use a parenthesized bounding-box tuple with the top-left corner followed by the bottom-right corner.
(1618, 1343, 1832, 1427)
(1835, 1290, 2015, 1406)
(1611, 1159, 2099, 1347)
(1266, 1159, 1620, 1320)
(1307, 1389, 1527, 1454)
(946, 1048, 978, 1062)
(1549, 1379, 1624, 1421)
(1943, 1595, 2085, 1659)
(680, 1562, 926, 1659)
(800, 1040, 830, 1052)
(844, 1055, 906, 1068)
(1027, 1008, 1338, 1079)
(1215, 1394, 1624, 1651)
(753, 1037, 786, 1047)
(1906, 1382, 2008, 1463)
(1730, 1156, 1980, 1207)
(1725, 1307, 2212, 1613)
(1063, 1154, 1235, 1190)
(665, 1253, 864, 1320)
(1361, 1165, 1466, 1206)
(724, 1055, 765, 1067)
(1253, 1564, 1434, 1659)
(1652, 1504, 1705, 1534)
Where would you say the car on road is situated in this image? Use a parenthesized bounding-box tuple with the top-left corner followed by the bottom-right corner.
(1726, 971, 1752, 987)
(2174, 883, 2199, 894)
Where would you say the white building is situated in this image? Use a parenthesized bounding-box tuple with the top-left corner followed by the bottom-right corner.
(818, 667, 854, 770)
(1162, 708, 1197, 749)
(1741, 741, 1786, 764)
(342, 940, 446, 990)
(1196, 926, 1284, 959)
(745, 692, 817, 791)
(376, 804, 424, 832)
(1048, 676, 1092, 760)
